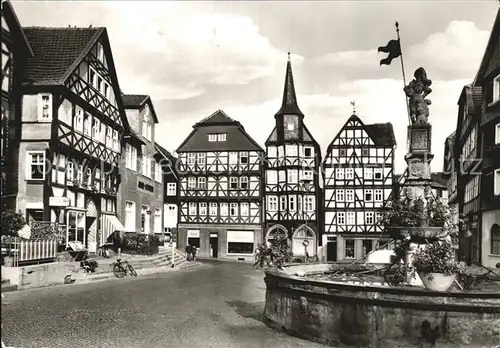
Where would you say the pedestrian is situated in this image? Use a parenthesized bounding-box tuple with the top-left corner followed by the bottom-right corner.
(185, 244, 192, 261)
(192, 245, 197, 261)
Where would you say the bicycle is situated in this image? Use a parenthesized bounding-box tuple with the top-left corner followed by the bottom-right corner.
(112, 258, 137, 278)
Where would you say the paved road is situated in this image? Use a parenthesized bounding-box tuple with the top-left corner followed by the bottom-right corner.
(1, 261, 328, 348)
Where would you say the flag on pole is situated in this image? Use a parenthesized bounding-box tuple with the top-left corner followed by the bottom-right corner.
(377, 39, 401, 66)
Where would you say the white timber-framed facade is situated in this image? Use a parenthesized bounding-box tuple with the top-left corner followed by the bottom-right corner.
(176, 109, 264, 261)
(322, 114, 396, 261)
(263, 55, 322, 259)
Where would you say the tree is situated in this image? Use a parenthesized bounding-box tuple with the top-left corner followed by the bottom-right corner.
(1, 210, 25, 237)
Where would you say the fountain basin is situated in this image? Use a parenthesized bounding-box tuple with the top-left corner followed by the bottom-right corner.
(263, 264, 500, 347)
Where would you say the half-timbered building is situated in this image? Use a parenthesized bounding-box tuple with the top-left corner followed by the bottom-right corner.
(454, 84, 483, 265)
(264, 55, 322, 259)
(12, 26, 128, 253)
(322, 114, 396, 261)
(155, 142, 180, 244)
(118, 94, 164, 236)
(1, 1, 33, 211)
(176, 110, 264, 260)
(473, 8, 500, 268)
(443, 132, 458, 210)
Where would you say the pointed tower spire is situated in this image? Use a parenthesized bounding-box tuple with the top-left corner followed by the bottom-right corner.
(276, 53, 304, 116)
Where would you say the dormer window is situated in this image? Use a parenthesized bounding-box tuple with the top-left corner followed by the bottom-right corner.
(286, 122, 295, 131)
(217, 133, 226, 142)
(208, 134, 217, 142)
(208, 133, 227, 142)
(38, 94, 52, 121)
(496, 124, 500, 144)
(493, 75, 500, 104)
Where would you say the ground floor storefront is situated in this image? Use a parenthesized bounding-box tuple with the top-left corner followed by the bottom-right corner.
(177, 224, 262, 261)
(263, 223, 318, 258)
(320, 234, 392, 262)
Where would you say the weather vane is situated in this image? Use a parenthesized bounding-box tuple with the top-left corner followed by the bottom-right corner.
(350, 100, 356, 115)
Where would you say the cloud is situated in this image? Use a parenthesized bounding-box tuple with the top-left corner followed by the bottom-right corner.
(312, 20, 489, 80)
(104, 7, 303, 99)
(155, 77, 468, 174)
(409, 21, 489, 76)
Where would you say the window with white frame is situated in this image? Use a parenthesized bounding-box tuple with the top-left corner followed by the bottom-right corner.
(240, 176, 248, 190)
(286, 122, 295, 131)
(104, 83, 109, 100)
(209, 202, 217, 216)
(268, 196, 278, 211)
(112, 130, 119, 151)
(495, 169, 500, 195)
(364, 168, 373, 179)
(266, 171, 277, 184)
(336, 189, 344, 201)
(197, 177, 206, 190)
(220, 203, 228, 216)
(335, 168, 344, 180)
(86, 168, 92, 186)
(197, 153, 206, 166)
(83, 113, 91, 136)
(345, 168, 354, 180)
(208, 134, 217, 142)
(230, 177, 238, 190)
(89, 68, 96, 87)
(74, 106, 83, 132)
(26, 151, 45, 180)
(337, 212, 345, 225)
(188, 177, 196, 189)
(374, 189, 383, 202)
(38, 94, 52, 121)
(141, 206, 150, 233)
(125, 144, 137, 171)
(217, 133, 226, 142)
(105, 126, 112, 147)
(286, 145, 297, 157)
(374, 168, 383, 179)
(230, 203, 238, 216)
(288, 169, 298, 184)
(155, 162, 162, 182)
(289, 196, 296, 211)
(229, 152, 238, 164)
(302, 170, 313, 181)
(346, 212, 355, 225)
(280, 196, 286, 211)
(92, 118, 101, 140)
(141, 156, 151, 178)
(188, 203, 197, 216)
(346, 189, 354, 202)
(124, 201, 136, 231)
(496, 124, 500, 144)
(199, 203, 207, 216)
(345, 239, 355, 259)
(365, 212, 374, 224)
(187, 153, 196, 165)
(304, 196, 314, 211)
(77, 165, 83, 183)
(67, 161, 74, 181)
(493, 74, 500, 104)
(267, 146, 277, 158)
(375, 212, 383, 224)
(97, 76, 103, 94)
(239, 151, 249, 165)
(167, 183, 176, 196)
(241, 202, 249, 216)
(97, 42, 104, 63)
(304, 146, 313, 158)
(365, 189, 373, 201)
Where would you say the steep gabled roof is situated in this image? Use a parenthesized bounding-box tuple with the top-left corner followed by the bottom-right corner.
(155, 142, 176, 161)
(474, 7, 500, 84)
(177, 109, 264, 153)
(275, 54, 304, 117)
(21, 27, 103, 85)
(195, 109, 242, 127)
(2, 1, 33, 56)
(365, 123, 396, 146)
(326, 114, 396, 153)
(122, 94, 159, 123)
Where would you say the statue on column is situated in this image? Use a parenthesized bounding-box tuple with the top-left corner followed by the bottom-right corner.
(404, 67, 432, 125)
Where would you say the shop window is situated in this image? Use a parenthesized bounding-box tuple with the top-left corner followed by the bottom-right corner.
(227, 230, 254, 254)
(187, 230, 200, 248)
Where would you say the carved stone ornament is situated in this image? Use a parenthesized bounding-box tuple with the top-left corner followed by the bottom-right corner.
(404, 67, 432, 125)
(409, 160, 425, 177)
(410, 129, 428, 151)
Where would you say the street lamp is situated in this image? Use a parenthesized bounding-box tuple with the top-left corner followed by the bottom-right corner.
(300, 179, 312, 263)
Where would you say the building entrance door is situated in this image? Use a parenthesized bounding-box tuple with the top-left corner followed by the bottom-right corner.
(210, 233, 218, 258)
(327, 241, 337, 262)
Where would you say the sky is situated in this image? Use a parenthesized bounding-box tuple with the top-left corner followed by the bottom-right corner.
(12, 0, 498, 174)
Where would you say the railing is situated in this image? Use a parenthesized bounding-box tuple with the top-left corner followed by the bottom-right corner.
(2, 239, 58, 266)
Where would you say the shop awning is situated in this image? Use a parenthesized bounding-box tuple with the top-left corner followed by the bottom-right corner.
(100, 214, 125, 246)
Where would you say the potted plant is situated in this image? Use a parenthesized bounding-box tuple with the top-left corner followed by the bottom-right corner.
(412, 240, 465, 291)
(253, 234, 292, 270)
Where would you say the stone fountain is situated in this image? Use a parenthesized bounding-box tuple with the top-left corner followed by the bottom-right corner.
(262, 68, 500, 347)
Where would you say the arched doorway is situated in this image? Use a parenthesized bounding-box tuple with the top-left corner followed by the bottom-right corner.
(265, 224, 288, 247)
(491, 223, 500, 255)
(292, 225, 316, 256)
